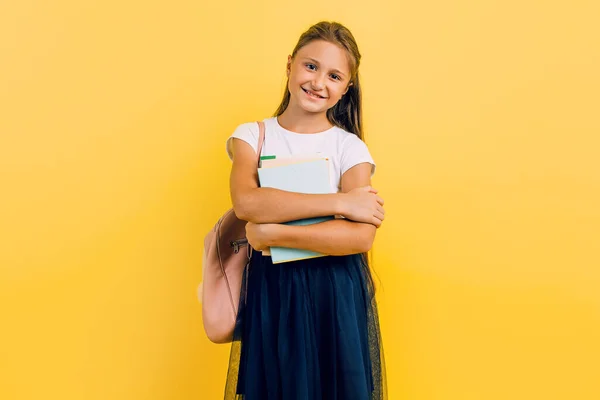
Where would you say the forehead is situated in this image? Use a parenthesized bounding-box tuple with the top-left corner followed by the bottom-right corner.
(296, 40, 350, 73)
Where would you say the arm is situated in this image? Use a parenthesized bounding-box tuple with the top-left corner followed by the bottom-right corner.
(247, 162, 384, 255)
(230, 139, 383, 225)
(264, 218, 376, 255)
(229, 138, 343, 223)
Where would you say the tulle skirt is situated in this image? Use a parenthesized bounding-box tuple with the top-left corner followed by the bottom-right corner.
(224, 252, 386, 400)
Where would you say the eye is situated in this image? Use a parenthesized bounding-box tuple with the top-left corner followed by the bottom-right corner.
(305, 63, 317, 71)
(331, 74, 341, 81)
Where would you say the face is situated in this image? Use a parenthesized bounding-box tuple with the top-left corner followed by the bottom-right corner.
(286, 40, 353, 115)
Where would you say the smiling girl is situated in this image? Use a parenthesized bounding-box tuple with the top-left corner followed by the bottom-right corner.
(223, 21, 387, 400)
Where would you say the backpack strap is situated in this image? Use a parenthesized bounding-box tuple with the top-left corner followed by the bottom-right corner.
(256, 121, 265, 167)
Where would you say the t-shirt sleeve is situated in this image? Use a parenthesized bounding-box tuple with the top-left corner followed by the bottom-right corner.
(226, 122, 260, 161)
(340, 134, 376, 177)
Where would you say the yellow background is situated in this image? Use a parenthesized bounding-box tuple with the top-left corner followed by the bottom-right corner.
(1, 1, 599, 399)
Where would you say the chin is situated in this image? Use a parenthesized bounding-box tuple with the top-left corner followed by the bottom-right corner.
(299, 103, 327, 114)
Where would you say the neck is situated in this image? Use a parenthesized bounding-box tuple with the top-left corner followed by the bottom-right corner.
(277, 104, 332, 134)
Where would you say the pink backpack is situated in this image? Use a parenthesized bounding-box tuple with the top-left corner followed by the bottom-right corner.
(199, 121, 265, 344)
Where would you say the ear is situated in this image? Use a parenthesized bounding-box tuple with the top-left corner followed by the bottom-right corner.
(343, 81, 353, 95)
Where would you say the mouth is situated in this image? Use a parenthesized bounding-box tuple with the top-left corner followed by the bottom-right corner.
(302, 87, 327, 99)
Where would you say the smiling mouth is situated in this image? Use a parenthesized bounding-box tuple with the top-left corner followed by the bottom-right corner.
(302, 87, 327, 99)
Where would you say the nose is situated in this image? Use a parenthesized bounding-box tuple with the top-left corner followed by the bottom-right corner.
(311, 73, 326, 90)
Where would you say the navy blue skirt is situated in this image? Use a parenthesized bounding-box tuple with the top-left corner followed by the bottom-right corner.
(224, 252, 386, 400)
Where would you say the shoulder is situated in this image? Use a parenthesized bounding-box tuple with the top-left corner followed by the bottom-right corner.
(334, 128, 376, 176)
(232, 118, 275, 139)
(332, 127, 369, 151)
(226, 119, 269, 160)
(233, 121, 261, 137)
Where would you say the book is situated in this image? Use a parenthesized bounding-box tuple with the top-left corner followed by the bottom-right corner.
(260, 155, 326, 168)
(257, 157, 334, 264)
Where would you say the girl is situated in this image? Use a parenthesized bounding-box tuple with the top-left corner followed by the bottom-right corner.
(224, 21, 386, 400)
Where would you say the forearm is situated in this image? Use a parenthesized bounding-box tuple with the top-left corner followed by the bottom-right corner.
(234, 188, 344, 224)
(266, 219, 376, 256)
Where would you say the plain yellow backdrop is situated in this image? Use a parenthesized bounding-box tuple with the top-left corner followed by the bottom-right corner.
(1, 1, 599, 399)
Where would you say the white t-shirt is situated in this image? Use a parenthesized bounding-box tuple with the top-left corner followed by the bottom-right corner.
(226, 117, 375, 193)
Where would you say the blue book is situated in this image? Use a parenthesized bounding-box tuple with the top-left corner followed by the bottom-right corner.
(257, 158, 334, 264)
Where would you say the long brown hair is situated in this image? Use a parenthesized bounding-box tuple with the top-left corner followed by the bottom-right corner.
(274, 21, 364, 140)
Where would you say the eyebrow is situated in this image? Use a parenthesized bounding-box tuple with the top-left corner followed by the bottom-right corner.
(303, 57, 348, 78)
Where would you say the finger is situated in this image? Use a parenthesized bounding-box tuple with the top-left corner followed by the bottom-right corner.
(377, 205, 385, 215)
(374, 210, 385, 222)
(364, 186, 378, 194)
(372, 216, 382, 228)
(376, 196, 384, 206)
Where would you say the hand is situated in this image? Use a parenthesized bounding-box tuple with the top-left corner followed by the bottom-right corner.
(245, 222, 271, 251)
(340, 186, 385, 227)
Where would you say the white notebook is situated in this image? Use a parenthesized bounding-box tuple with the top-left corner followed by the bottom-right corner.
(257, 157, 334, 263)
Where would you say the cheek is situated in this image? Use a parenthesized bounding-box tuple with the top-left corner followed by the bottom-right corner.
(289, 69, 308, 85)
(330, 86, 346, 101)
(287, 75, 298, 94)
(287, 72, 299, 91)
